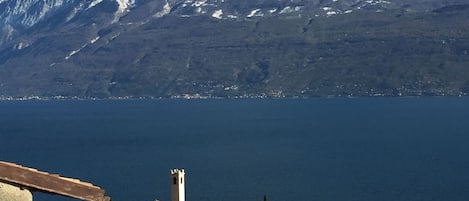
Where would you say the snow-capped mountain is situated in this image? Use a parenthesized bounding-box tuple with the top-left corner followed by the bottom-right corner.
(0, 0, 468, 98)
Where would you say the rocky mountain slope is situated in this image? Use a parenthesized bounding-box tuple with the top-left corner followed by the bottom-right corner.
(0, 0, 469, 98)
(2, 0, 467, 43)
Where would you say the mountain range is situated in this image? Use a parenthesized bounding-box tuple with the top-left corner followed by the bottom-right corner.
(1, 0, 469, 98)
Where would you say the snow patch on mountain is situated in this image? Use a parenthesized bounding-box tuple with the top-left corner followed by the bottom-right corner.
(1, 0, 75, 28)
(66, 2, 84, 21)
(212, 9, 223, 19)
(279, 6, 294, 14)
(65, 45, 84, 60)
(113, 0, 137, 22)
(322, 6, 340, 16)
(192, 0, 207, 7)
(65, 36, 100, 60)
(247, 9, 262, 18)
(90, 36, 100, 44)
(154, 0, 171, 18)
(365, 0, 392, 5)
(15, 41, 30, 50)
(87, 0, 104, 10)
(226, 14, 238, 19)
(115, 0, 136, 12)
(279, 6, 303, 14)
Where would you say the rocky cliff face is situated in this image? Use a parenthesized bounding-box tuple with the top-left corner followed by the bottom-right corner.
(0, 182, 32, 201)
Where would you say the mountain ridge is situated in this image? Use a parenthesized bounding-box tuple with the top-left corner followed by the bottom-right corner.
(1, 0, 469, 98)
(2, 0, 468, 45)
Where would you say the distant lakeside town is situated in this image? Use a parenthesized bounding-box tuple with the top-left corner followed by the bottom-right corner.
(0, 92, 467, 101)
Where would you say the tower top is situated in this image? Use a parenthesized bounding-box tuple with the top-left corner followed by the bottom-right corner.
(170, 169, 185, 175)
(170, 168, 185, 201)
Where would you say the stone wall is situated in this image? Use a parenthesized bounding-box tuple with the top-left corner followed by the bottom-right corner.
(0, 182, 32, 201)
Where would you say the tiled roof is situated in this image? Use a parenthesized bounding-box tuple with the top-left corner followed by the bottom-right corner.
(0, 161, 111, 201)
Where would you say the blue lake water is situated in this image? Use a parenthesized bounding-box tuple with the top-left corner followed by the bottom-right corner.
(1, 98, 469, 201)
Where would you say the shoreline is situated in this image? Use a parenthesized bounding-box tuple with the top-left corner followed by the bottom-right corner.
(0, 93, 467, 101)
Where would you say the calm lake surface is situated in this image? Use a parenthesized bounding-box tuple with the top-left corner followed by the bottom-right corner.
(1, 98, 469, 201)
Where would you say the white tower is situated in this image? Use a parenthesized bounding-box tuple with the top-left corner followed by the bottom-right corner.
(170, 169, 185, 201)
